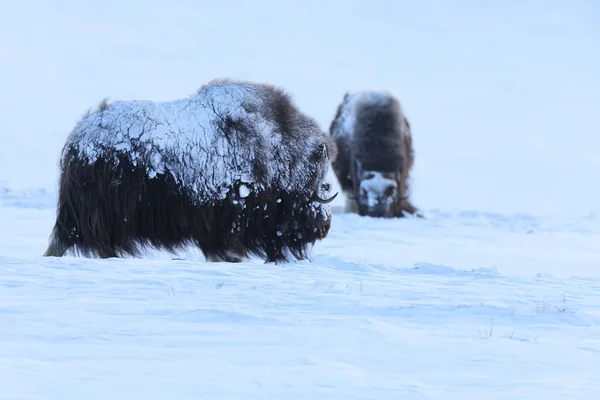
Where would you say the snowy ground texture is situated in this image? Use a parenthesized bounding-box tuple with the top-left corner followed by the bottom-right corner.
(1, 191, 600, 399)
(2, 0, 600, 399)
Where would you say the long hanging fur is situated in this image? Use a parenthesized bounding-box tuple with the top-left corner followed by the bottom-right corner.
(43, 78, 338, 263)
(329, 90, 421, 218)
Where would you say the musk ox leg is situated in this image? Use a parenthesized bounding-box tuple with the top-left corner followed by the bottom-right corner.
(401, 201, 418, 216)
(43, 222, 118, 258)
(264, 245, 288, 264)
(42, 230, 71, 257)
(43, 153, 143, 259)
(398, 198, 424, 218)
(43, 228, 118, 258)
(43, 193, 78, 257)
(204, 250, 247, 263)
(263, 223, 313, 265)
(92, 246, 118, 259)
(344, 195, 358, 214)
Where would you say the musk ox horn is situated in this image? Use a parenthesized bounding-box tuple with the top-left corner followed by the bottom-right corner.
(312, 191, 339, 204)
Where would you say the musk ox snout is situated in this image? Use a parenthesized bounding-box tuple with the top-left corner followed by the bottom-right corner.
(357, 171, 398, 217)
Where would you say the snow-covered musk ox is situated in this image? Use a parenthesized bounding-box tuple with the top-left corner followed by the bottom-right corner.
(329, 90, 421, 218)
(43, 78, 338, 264)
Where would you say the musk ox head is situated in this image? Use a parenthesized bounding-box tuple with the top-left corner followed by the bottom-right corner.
(309, 139, 339, 206)
(329, 91, 421, 219)
(353, 163, 400, 218)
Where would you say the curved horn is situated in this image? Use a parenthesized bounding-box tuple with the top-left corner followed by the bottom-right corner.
(312, 191, 339, 204)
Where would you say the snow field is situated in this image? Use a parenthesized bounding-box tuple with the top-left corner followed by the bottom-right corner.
(1, 193, 600, 399)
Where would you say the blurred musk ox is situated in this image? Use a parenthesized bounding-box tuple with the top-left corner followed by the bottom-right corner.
(329, 90, 421, 218)
(43, 78, 338, 264)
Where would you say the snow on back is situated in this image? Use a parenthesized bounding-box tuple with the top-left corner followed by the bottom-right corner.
(332, 90, 397, 140)
(66, 81, 331, 204)
(354, 90, 394, 108)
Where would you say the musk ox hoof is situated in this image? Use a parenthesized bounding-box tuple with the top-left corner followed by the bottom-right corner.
(205, 251, 247, 263)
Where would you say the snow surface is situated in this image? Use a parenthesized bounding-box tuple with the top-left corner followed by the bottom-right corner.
(2, 0, 600, 398)
(2, 197, 600, 398)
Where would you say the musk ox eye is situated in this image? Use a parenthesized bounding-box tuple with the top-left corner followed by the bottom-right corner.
(310, 144, 326, 162)
(384, 185, 396, 197)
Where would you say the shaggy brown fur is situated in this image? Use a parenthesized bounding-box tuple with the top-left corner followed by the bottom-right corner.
(397, 118, 419, 216)
(329, 91, 421, 218)
(43, 79, 337, 263)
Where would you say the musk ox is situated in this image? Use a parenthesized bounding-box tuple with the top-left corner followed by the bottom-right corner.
(329, 90, 421, 218)
(43, 78, 338, 264)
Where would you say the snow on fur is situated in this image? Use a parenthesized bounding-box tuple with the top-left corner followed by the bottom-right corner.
(67, 79, 334, 204)
(43, 79, 338, 263)
(330, 91, 398, 141)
